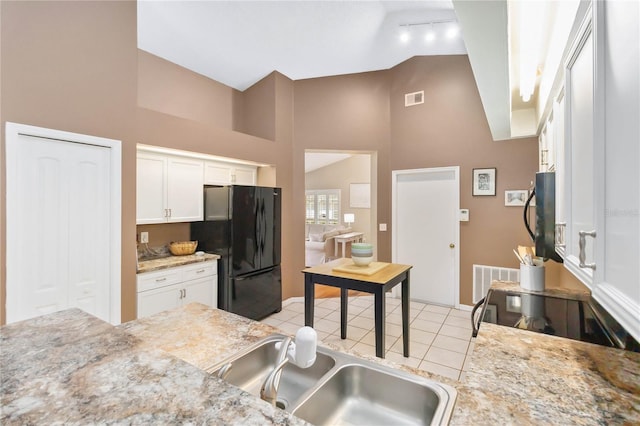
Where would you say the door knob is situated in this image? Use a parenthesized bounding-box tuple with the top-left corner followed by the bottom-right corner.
(449, 243, 455, 248)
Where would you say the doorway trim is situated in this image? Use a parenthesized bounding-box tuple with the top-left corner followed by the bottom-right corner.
(5, 122, 122, 324)
(391, 166, 460, 307)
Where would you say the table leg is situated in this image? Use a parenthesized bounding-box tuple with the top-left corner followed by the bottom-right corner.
(334, 239, 339, 257)
(401, 271, 410, 357)
(340, 288, 348, 339)
(374, 289, 386, 358)
(305, 274, 315, 327)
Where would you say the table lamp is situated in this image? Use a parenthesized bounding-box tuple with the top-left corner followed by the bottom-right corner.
(344, 213, 355, 228)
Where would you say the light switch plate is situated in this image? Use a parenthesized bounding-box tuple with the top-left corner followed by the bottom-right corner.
(379, 223, 387, 231)
(140, 232, 149, 243)
(459, 209, 469, 222)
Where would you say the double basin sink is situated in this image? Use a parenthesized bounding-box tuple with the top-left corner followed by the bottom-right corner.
(207, 334, 457, 425)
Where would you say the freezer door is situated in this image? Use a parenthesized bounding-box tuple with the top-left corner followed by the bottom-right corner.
(258, 187, 281, 268)
(231, 186, 260, 275)
(229, 266, 282, 320)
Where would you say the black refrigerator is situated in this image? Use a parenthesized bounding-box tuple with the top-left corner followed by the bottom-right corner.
(191, 185, 282, 320)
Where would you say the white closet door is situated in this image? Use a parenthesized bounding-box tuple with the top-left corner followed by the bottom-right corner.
(6, 134, 111, 323)
(393, 168, 459, 306)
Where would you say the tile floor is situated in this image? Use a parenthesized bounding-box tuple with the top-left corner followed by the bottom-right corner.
(261, 294, 475, 381)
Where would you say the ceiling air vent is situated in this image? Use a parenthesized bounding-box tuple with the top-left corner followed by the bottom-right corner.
(405, 90, 424, 107)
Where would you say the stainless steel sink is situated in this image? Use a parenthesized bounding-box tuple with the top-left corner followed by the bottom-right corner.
(209, 334, 457, 425)
(208, 334, 336, 410)
(291, 363, 456, 425)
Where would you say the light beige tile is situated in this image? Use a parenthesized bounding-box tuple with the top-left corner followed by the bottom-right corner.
(462, 354, 474, 372)
(260, 317, 283, 327)
(424, 346, 465, 370)
(322, 336, 359, 351)
(285, 302, 306, 313)
(409, 329, 436, 346)
(349, 315, 375, 330)
(410, 301, 426, 311)
(345, 325, 370, 341)
(360, 331, 398, 350)
(411, 318, 442, 333)
(318, 298, 341, 310)
(277, 321, 303, 336)
(444, 315, 472, 330)
(447, 308, 471, 319)
(385, 296, 402, 306)
(439, 324, 472, 340)
(313, 318, 340, 334)
(288, 313, 306, 326)
(351, 342, 376, 357)
(418, 360, 460, 381)
(323, 310, 341, 324)
(385, 323, 403, 338)
(384, 351, 421, 369)
(314, 330, 331, 343)
(269, 309, 299, 322)
(357, 308, 375, 319)
(432, 334, 469, 354)
(390, 339, 429, 359)
(312, 306, 335, 319)
(386, 312, 403, 325)
(424, 304, 452, 315)
(416, 311, 447, 324)
(467, 340, 476, 356)
(350, 296, 374, 308)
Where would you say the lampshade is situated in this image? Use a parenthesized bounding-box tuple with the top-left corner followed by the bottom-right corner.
(344, 213, 355, 225)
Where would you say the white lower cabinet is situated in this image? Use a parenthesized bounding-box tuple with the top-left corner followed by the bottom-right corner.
(137, 261, 217, 319)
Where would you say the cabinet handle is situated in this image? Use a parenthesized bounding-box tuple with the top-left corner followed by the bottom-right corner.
(183, 289, 187, 299)
(578, 230, 596, 270)
(156, 277, 167, 282)
(196, 269, 205, 273)
(168, 208, 172, 218)
(541, 149, 548, 166)
(555, 223, 566, 248)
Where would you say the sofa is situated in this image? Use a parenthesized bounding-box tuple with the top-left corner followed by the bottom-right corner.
(305, 224, 353, 267)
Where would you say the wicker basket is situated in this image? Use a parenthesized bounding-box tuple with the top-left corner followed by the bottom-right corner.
(169, 241, 198, 256)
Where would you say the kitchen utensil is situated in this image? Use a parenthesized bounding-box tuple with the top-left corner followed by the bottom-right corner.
(513, 249, 525, 264)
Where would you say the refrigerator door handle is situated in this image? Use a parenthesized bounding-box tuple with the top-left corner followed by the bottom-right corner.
(234, 266, 276, 281)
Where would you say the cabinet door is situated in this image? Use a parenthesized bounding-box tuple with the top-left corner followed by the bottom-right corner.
(137, 283, 182, 318)
(564, 22, 596, 286)
(137, 153, 167, 224)
(554, 91, 567, 257)
(182, 276, 216, 308)
(204, 161, 232, 185)
(167, 156, 204, 222)
(232, 166, 257, 185)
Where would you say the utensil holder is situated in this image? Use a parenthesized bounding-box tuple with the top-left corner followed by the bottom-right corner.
(520, 264, 545, 291)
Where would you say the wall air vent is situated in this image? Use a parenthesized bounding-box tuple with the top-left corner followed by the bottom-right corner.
(405, 91, 424, 107)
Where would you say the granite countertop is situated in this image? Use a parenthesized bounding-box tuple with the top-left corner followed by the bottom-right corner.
(490, 279, 592, 300)
(137, 253, 220, 274)
(0, 307, 305, 425)
(2, 293, 638, 424)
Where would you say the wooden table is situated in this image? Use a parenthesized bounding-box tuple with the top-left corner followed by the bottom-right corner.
(333, 231, 364, 257)
(302, 258, 412, 358)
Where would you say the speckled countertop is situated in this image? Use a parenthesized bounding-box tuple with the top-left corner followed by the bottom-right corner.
(449, 281, 640, 425)
(137, 253, 220, 274)
(2, 290, 638, 425)
(0, 307, 306, 425)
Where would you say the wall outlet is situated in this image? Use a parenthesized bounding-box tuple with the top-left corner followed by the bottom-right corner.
(459, 209, 470, 222)
(379, 223, 387, 231)
(140, 232, 149, 244)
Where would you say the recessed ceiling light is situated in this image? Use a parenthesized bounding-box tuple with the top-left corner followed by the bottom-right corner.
(446, 24, 459, 39)
(399, 28, 411, 43)
(425, 30, 436, 42)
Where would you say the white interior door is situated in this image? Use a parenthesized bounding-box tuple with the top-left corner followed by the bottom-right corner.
(392, 167, 459, 307)
(6, 123, 121, 324)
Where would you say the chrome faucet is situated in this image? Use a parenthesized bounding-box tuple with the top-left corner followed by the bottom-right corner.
(260, 327, 317, 406)
(260, 336, 292, 405)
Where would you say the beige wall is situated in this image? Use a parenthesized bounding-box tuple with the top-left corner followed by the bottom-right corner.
(0, 2, 571, 325)
(0, 0, 139, 324)
(305, 155, 373, 243)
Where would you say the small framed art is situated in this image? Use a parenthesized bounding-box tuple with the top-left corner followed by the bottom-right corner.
(505, 190, 528, 206)
(472, 168, 496, 196)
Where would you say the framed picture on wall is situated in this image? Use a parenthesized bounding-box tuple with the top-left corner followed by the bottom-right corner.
(349, 183, 371, 208)
(505, 190, 528, 206)
(472, 168, 496, 196)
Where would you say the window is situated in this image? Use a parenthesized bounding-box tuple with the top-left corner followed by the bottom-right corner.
(305, 190, 341, 224)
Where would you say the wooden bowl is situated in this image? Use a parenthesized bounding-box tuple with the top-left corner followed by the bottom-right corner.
(169, 241, 198, 256)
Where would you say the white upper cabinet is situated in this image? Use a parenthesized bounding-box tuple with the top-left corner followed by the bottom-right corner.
(136, 151, 203, 224)
(560, 0, 640, 341)
(563, 15, 595, 286)
(204, 160, 257, 186)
